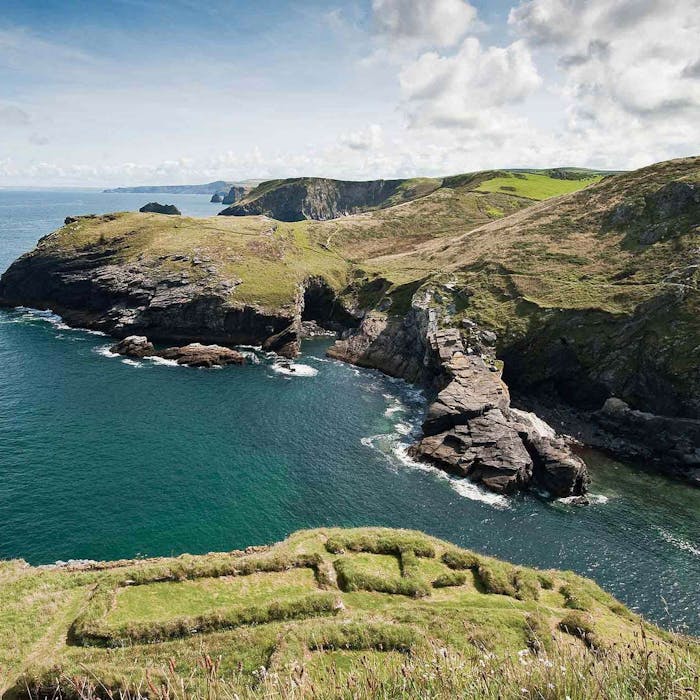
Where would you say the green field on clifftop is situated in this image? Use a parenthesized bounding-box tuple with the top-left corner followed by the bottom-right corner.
(1, 528, 698, 699)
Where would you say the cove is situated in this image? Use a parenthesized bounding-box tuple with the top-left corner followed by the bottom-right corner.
(0, 189, 698, 636)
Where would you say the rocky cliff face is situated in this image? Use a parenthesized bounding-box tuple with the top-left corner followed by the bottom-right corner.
(0, 238, 296, 348)
(219, 178, 428, 221)
(222, 186, 246, 205)
(329, 297, 588, 497)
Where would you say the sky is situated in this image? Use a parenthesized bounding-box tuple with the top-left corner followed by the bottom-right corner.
(0, 0, 698, 186)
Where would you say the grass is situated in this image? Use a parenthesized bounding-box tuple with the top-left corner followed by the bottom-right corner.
(474, 172, 602, 200)
(1, 527, 697, 699)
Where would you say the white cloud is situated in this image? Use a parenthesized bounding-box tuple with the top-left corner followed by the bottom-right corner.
(510, 0, 700, 119)
(506, 0, 700, 164)
(399, 38, 541, 129)
(372, 0, 477, 48)
(340, 124, 384, 151)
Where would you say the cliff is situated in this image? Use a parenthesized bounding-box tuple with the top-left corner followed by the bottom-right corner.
(219, 176, 443, 221)
(1, 527, 697, 699)
(2, 158, 699, 488)
(219, 170, 603, 222)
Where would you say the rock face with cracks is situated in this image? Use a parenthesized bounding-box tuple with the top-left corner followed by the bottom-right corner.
(408, 330, 588, 496)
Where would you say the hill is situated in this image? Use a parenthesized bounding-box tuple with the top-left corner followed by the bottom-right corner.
(218, 169, 602, 221)
(1, 157, 698, 489)
(1, 527, 697, 699)
(103, 181, 254, 195)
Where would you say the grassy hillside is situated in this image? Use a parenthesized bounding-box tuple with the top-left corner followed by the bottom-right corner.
(3, 156, 697, 414)
(2, 528, 697, 699)
(474, 171, 602, 200)
(221, 169, 602, 221)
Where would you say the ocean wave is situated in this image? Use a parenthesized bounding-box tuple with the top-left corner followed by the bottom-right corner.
(655, 528, 700, 557)
(13, 306, 106, 335)
(391, 441, 511, 509)
(94, 345, 119, 359)
(147, 356, 180, 367)
(121, 358, 142, 368)
(361, 430, 510, 510)
(270, 362, 319, 377)
(384, 404, 405, 418)
(394, 421, 412, 436)
(239, 350, 261, 364)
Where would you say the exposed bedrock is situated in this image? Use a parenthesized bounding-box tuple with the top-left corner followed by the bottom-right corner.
(595, 398, 700, 485)
(0, 251, 356, 357)
(111, 335, 245, 368)
(329, 315, 588, 497)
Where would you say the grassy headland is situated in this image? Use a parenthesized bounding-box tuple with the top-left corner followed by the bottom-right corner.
(1, 528, 697, 699)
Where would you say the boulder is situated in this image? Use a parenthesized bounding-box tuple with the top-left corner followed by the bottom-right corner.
(159, 343, 245, 368)
(410, 329, 588, 497)
(139, 202, 181, 215)
(110, 336, 244, 368)
(110, 335, 155, 358)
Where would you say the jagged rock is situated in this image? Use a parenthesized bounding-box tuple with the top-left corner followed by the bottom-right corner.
(210, 193, 224, 203)
(595, 398, 700, 485)
(262, 323, 300, 358)
(422, 354, 509, 435)
(110, 335, 154, 358)
(222, 186, 246, 205)
(110, 335, 244, 368)
(409, 329, 588, 496)
(412, 408, 534, 493)
(327, 310, 432, 384)
(158, 343, 245, 368)
(139, 202, 181, 215)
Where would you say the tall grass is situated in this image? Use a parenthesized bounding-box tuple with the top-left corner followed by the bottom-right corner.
(30, 636, 700, 700)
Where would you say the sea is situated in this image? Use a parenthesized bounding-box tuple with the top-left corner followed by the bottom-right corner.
(0, 188, 698, 634)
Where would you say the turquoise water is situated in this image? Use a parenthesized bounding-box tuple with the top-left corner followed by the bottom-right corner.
(1, 190, 698, 634)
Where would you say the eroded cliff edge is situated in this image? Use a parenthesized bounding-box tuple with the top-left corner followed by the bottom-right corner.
(1, 157, 699, 491)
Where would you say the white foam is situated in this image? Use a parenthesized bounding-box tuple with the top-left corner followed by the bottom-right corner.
(270, 363, 319, 377)
(390, 442, 511, 509)
(15, 306, 106, 336)
(95, 346, 119, 359)
(394, 421, 412, 436)
(510, 408, 556, 439)
(147, 356, 180, 367)
(239, 350, 261, 364)
(588, 493, 609, 505)
(384, 404, 405, 418)
(121, 359, 142, 368)
(656, 528, 700, 557)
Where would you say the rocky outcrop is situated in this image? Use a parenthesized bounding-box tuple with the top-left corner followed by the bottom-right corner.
(110, 335, 155, 358)
(219, 178, 421, 222)
(110, 335, 245, 368)
(139, 203, 181, 215)
(261, 323, 300, 359)
(222, 186, 246, 205)
(0, 247, 298, 349)
(594, 398, 700, 485)
(406, 330, 588, 496)
(210, 193, 224, 203)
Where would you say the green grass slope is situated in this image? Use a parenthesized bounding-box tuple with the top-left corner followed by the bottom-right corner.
(220, 169, 602, 222)
(1, 528, 697, 699)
